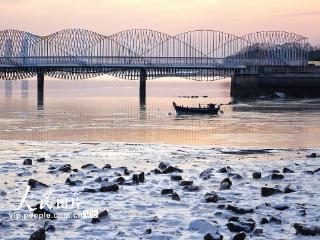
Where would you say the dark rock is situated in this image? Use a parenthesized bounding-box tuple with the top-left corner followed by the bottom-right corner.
(283, 167, 294, 173)
(314, 168, 320, 173)
(205, 192, 224, 203)
(122, 180, 136, 186)
(115, 177, 125, 185)
(299, 209, 307, 216)
(36, 158, 46, 163)
(203, 232, 223, 240)
(65, 178, 82, 186)
(284, 185, 296, 194)
(190, 219, 222, 239)
(264, 203, 271, 207)
(159, 162, 170, 170)
(171, 175, 182, 181)
(95, 177, 102, 183)
(44, 224, 55, 232)
(17, 171, 32, 177)
(98, 210, 109, 218)
(117, 231, 125, 236)
(153, 169, 162, 174)
(217, 204, 226, 209)
(252, 172, 261, 179)
(33, 204, 56, 219)
(145, 228, 152, 234)
(132, 174, 139, 184)
(72, 169, 78, 172)
(261, 216, 281, 225)
(272, 170, 280, 174)
(58, 164, 72, 173)
(269, 216, 281, 224)
(227, 205, 254, 214)
(293, 223, 320, 236)
(91, 210, 108, 224)
(180, 180, 193, 186)
(138, 172, 145, 183)
(227, 217, 255, 233)
(200, 168, 214, 180)
(218, 166, 232, 173)
(233, 231, 246, 240)
(220, 178, 232, 190)
(82, 188, 96, 193)
(161, 189, 174, 195)
(23, 159, 32, 165)
(123, 168, 130, 175)
(261, 187, 282, 197)
(171, 192, 180, 201)
(29, 228, 46, 240)
(273, 204, 289, 211)
(102, 164, 111, 169)
(307, 153, 317, 158)
(81, 163, 97, 169)
(260, 218, 269, 225)
(162, 166, 183, 174)
(230, 173, 243, 180)
(99, 183, 119, 192)
(148, 216, 159, 222)
(253, 229, 263, 236)
(28, 179, 49, 189)
(183, 185, 200, 192)
(271, 173, 284, 180)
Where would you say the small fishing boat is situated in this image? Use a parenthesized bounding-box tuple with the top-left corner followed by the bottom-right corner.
(173, 102, 221, 115)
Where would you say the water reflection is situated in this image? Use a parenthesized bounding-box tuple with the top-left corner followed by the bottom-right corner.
(37, 96, 44, 110)
(5, 80, 12, 98)
(0, 78, 319, 147)
(21, 80, 28, 98)
(139, 104, 146, 121)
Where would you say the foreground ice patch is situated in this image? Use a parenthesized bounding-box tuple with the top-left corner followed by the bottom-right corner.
(0, 140, 319, 239)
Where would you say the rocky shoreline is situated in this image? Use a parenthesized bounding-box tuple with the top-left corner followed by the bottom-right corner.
(0, 141, 319, 239)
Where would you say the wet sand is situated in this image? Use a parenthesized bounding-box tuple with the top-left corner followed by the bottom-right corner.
(0, 127, 320, 148)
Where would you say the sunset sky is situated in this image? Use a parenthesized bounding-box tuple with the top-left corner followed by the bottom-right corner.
(1, 0, 319, 44)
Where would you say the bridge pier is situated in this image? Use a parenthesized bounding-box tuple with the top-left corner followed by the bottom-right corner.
(139, 68, 147, 104)
(37, 72, 44, 108)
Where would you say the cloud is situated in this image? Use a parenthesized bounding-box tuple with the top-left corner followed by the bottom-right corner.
(275, 11, 320, 18)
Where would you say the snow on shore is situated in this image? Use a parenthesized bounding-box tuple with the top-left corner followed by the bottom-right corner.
(0, 140, 320, 239)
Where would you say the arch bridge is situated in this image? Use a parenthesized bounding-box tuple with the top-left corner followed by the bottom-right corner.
(0, 29, 310, 101)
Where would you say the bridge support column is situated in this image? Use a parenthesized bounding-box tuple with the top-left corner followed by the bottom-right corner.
(37, 72, 44, 108)
(139, 68, 147, 105)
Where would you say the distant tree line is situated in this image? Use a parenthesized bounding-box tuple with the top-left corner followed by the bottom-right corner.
(308, 46, 320, 61)
(226, 44, 320, 61)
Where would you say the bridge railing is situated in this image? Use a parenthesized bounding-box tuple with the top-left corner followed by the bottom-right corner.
(0, 56, 308, 68)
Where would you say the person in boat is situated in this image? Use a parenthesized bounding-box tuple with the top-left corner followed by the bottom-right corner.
(207, 103, 220, 110)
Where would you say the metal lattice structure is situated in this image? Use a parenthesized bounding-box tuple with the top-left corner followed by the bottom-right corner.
(0, 29, 309, 80)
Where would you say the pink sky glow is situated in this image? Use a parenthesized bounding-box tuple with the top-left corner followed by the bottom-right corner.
(0, 0, 319, 44)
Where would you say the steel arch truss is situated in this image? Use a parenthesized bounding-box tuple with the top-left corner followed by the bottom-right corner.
(0, 29, 310, 80)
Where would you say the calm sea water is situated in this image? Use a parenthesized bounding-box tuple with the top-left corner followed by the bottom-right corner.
(0, 77, 320, 147)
